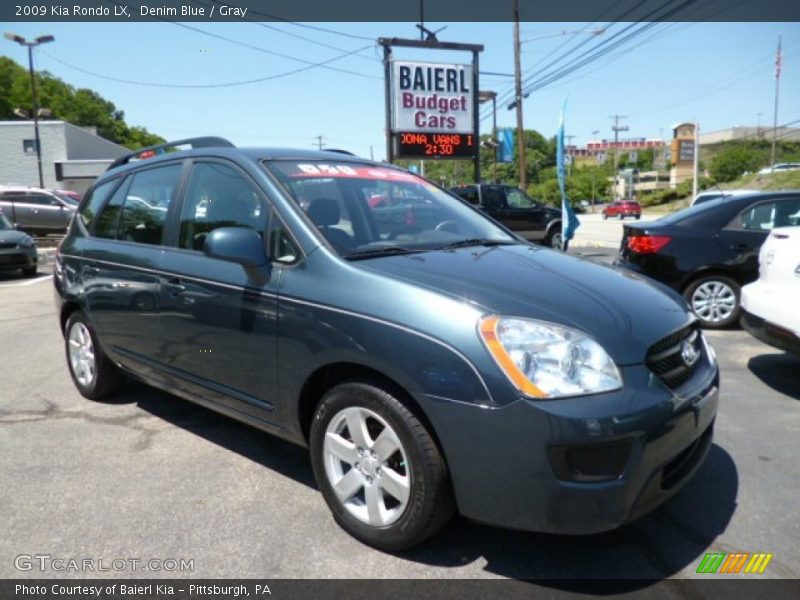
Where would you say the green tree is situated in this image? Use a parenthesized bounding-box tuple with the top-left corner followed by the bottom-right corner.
(0, 56, 164, 149)
(710, 145, 764, 182)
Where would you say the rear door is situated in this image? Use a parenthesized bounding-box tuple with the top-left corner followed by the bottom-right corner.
(718, 196, 800, 282)
(81, 162, 186, 378)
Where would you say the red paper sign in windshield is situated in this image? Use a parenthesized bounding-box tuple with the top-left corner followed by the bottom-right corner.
(289, 164, 419, 182)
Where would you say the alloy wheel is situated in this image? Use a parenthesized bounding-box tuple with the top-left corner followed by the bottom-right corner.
(691, 281, 737, 324)
(68, 322, 96, 388)
(322, 406, 411, 527)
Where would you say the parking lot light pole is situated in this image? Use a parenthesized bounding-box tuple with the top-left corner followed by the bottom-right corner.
(4, 32, 55, 189)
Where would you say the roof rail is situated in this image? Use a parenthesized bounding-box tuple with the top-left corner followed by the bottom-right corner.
(107, 136, 235, 171)
(324, 148, 356, 156)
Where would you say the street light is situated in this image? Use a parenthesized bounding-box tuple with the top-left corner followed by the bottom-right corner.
(4, 32, 55, 189)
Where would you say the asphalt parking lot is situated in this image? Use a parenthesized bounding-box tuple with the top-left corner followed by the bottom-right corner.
(1, 247, 799, 584)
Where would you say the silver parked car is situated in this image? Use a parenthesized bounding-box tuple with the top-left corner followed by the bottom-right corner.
(0, 186, 77, 235)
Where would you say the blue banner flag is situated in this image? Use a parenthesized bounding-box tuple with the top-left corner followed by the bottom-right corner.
(498, 128, 515, 163)
(556, 99, 580, 250)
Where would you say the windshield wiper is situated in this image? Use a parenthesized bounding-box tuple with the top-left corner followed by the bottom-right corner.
(436, 238, 517, 250)
(345, 246, 424, 261)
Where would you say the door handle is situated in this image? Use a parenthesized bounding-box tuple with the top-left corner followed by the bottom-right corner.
(163, 278, 186, 296)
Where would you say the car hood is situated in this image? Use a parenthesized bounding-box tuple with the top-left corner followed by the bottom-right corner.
(359, 244, 692, 365)
(0, 230, 29, 244)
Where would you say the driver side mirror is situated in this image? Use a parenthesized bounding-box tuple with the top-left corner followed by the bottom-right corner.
(204, 227, 267, 267)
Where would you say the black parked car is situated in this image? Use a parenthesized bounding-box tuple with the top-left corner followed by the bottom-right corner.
(616, 191, 800, 328)
(449, 184, 563, 247)
(55, 137, 719, 551)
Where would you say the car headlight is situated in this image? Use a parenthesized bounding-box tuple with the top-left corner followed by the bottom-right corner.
(478, 316, 622, 398)
(19, 236, 35, 248)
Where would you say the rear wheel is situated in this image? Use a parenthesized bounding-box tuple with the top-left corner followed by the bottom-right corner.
(65, 312, 124, 400)
(310, 381, 454, 551)
(684, 275, 741, 329)
(602, 212, 608, 220)
(618, 213, 624, 220)
(22, 265, 37, 277)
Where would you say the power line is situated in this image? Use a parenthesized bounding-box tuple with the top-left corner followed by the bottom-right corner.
(170, 22, 380, 80)
(38, 44, 376, 88)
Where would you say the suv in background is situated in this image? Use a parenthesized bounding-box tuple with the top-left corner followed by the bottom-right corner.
(602, 200, 642, 220)
(0, 186, 77, 235)
(449, 184, 563, 248)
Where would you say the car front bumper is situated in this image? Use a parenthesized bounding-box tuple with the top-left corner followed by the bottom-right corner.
(0, 246, 37, 271)
(420, 355, 719, 534)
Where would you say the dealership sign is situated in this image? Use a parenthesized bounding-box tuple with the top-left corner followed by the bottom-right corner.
(392, 61, 474, 134)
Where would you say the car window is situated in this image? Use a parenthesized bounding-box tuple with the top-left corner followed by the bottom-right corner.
(483, 187, 506, 209)
(179, 162, 267, 252)
(25, 193, 58, 206)
(505, 188, 535, 209)
(115, 164, 181, 245)
(268, 213, 300, 264)
(79, 180, 118, 229)
(454, 186, 479, 205)
(265, 161, 513, 256)
(94, 178, 130, 239)
(736, 199, 800, 231)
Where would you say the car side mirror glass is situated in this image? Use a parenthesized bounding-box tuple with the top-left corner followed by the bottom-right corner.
(203, 227, 267, 268)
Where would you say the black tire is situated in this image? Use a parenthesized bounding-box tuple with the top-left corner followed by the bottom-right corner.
(602, 213, 608, 220)
(22, 265, 37, 277)
(64, 311, 124, 400)
(309, 381, 455, 551)
(635, 215, 641, 220)
(544, 226, 563, 249)
(618, 213, 624, 220)
(683, 275, 741, 329)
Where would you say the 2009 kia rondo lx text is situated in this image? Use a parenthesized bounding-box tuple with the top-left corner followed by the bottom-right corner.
(54, 138, 719, 551)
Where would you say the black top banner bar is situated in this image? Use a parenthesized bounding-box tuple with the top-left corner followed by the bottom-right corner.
(2, 0, 799, 22)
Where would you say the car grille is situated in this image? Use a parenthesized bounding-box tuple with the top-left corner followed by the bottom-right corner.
(0, 242, 18, 249)
(646, 323, 702, 388)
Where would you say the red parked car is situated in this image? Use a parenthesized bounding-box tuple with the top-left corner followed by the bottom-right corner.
(603, 200, 642, 220)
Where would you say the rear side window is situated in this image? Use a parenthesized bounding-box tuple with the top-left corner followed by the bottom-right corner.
(79, 180, 118, 229)
(506, 188, 535, 208)
(117, 164, 182, 245)
(94, 179, 129, 239)
(739, 198, 800, 230)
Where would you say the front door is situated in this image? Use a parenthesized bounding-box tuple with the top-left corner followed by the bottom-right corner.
(156, 160, 281, 425)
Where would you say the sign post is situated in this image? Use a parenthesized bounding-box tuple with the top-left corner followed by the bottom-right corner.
(379, 38, 484, 183)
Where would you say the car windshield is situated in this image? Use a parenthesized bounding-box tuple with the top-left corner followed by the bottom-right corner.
(265, 161, 517, 258)
(0, 213, 13, 230)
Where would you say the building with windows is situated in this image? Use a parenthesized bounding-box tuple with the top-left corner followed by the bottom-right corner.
(0, 120, 129, 194)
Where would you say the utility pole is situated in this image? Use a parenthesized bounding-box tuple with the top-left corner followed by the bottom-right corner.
(4, 32, 55, 189)
(610, 115, 628, 201)
(770, 34, 782, 167)
(513, 0, 526, 190)
(313, 135, 325, 150)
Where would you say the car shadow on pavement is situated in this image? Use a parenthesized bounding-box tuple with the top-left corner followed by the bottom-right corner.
(120, 381, 317, 489)
(747, 353, 800, 401)
(404, 443, 738, 588)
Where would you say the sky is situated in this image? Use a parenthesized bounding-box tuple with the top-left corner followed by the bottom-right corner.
(1, 20, 798, 160)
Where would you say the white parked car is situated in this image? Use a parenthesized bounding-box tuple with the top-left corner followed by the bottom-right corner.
(757, 163, 800, 175)
(741, 226, 800, 355)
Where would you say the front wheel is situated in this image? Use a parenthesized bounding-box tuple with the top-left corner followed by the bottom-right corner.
(602, 213, 608, 220)
(310, 382, 454, 551)
(684, 275, 741, 329)
(618, 213, 624, 220)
